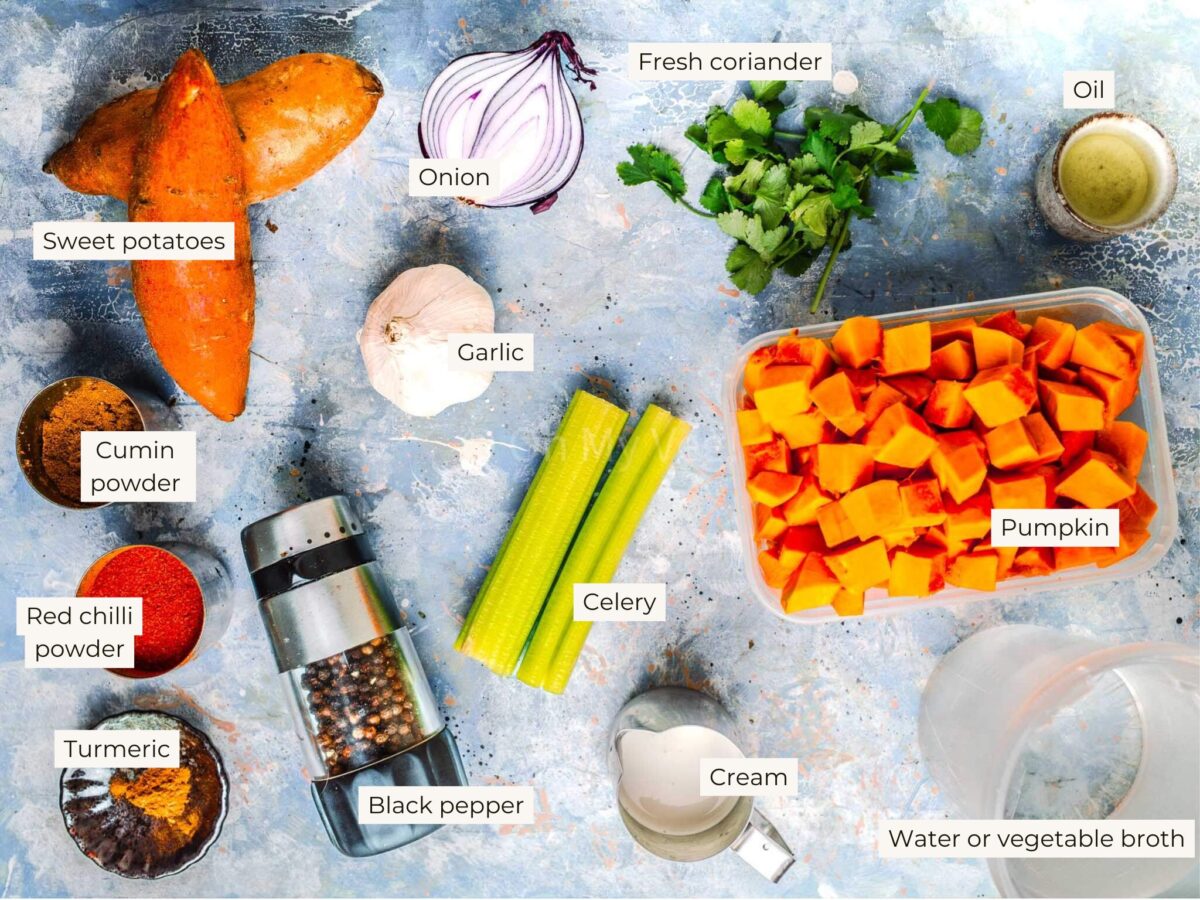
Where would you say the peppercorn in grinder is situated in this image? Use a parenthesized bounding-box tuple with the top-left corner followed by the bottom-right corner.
(242, 495, 467, 856)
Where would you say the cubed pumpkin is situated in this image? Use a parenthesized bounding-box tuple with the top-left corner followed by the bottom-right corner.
(1055, 450, 1135, 508)
(931, 316, 978, 346)
(1039, 381, 1105, 432)
(881, 321, 932, 375)
(1012, 546, 1054, 577)
(1095, 421, 1148, 476)
(744, 438, 790, 476)
(863, 381, 907, 426)
(928, 339, 976, 380)
(810, 371, 867, 436)
(983, 418, 1039, 469)
(782, 554, 841, 612)
(900, 478, 947, 527)
(884, 375, 935, 407)
(972, 327, 1024, 369)
(782, 477, 833, 526)
(944, 493, 993, 544)
(779, 525, 827, 568)
(754, 504, 788, 541)
(1069, 321, 1143, 378)
(840, 480, 904, 540)
(945, 551, 999, 591)
(815, 443, 875, 494)
(888, 543, 947, 597)
(816, 500, 857, 548)
(1116, 483, 1158, 528)
(987, 472, 1052, 509)
(743, 346, 776, 395)
(1021, 412, 1066, 465)
(753, 378, 813, 428)
(929, 433, 989, 503)
(776, 408, 830, 448)
(747, 470, 803, 506)
(925, 380, 973, 428)
(831, 588, 865, 617)
(963, 364, 1037, 427)
(737, 408, 772, 445)
(826, 538, 891, 591)
(758, 548, 793, 589)
(863, 403, 937, 468)
(776, 334, 834, 379)
(1027, 316, 1077, 369)
(1096, 527, 1151, 569)
(1077, 366, 1137, 420)
(831, 316, 882, 369)
(979, 309, 1029, 340)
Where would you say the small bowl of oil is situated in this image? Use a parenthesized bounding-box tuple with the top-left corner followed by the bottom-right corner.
(1036, 112, 1177, 241)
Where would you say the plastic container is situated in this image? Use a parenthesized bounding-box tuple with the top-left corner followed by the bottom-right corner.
(722, 287, 1178, 623)
(919, 625, 1199, 897)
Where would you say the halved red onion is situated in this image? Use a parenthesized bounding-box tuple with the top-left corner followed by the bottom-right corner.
(419, 31, 596, 213)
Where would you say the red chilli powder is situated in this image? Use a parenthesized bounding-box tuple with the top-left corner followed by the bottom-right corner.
(79, 546, 205, 677)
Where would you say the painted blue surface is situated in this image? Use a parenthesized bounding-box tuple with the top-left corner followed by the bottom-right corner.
(0, 0, 1196, 896)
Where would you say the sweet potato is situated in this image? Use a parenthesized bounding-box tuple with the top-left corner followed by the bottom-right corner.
(129, 50, 254, 421)
(46, 53, 383, 204)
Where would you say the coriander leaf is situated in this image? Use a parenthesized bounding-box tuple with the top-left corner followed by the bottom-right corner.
(726, 244, 774, 294)
(724, 158, 768, 195)
(921, 97, 984, 155)
(617, 144, 687, 200)
(849, 120, 885, 150)
(716, 209, 750, 241)
(731, 98, 773, 136)
(802, 131, 837, 174)
(699, 175, 731, 214)
(706, 111, 744, 144)
(831, 179, 863, 211)
(684, 123, 709, 152)
(793, 193, 834, 238)
(723, 139, 753, 166)
(790, 153, 821, 178)
(785, 182, 813, 209)
(809, 107, 871, 145)
(750, 80, 787, 103)
(780, 246, 819, 277)
(751, 163, 791, 228)
(745, 216, 788, 258)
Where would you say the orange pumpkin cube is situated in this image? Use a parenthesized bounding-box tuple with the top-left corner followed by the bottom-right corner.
(1054, 545, 1111, 570)
(831, 587, 865, 617)
(1012, 546, 1054, 577)
(931, 316, 978, 346)
(782, 477, 833, 526)
(737, 408, 772, 445)
(864, 403, 937, 468)
(979, 309, 1030, 340)
(983, 418, 1039, 469)
(987, 472, 1051, 509)
(1055, 450, 1135, 508)
(1021, 412, 1066, 465)
(840, 480, 904, 541)
(888, 543, 947, 597)
(747, 470, 803, 506)
(1027, 316, 1077, 369)
(863, 381, 907, 426)
(1069, 321, 1143, 378)
(776, 335, 834, 379)
(1116, 483, 1158, 528)
(816, 500, 857, 547)
(944, 494, 993, 545)
(753, 376, 814, 428)
(826, 538, 891, 591)
(754, 504, 788, 541)
(973, 539, 1018, 579)
(1039, 381, 1105, 431)
(776, 408, 830, 448)
(1096, 527, 1151, 569)
(927, 339, 976, 380)
(930, 432, 989, 503)
(925, 380, 973, 429)
(779, 525, 826, 568)
(831, 316, 882, 369)
(815, 443, 875, 494)
(1095, 421, 1148, 476)
(743, 346, 776, 394)
(1077, 366, 1137, 420)
(758, 548, 793, 588)
(783, 554, 841, 612)
(881, 321, 932, 375)
(963, 365, 1037, 427)
(900, 478, 947, 527)
(744, 437, 789, 476)
(810, 371, 866, 436)
(945, 551, 999, 591)
(885, 375, 935, 407)
(972, 327, 1024, 369)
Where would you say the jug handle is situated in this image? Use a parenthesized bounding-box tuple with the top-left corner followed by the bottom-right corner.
(730, 808, 794, 882)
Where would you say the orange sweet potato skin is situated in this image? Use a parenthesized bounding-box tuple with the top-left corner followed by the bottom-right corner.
(129, 50, 254, 421)
(46, 53, 382, 204)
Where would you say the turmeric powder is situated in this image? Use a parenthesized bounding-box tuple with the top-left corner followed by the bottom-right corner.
(110, 766, 192, 819)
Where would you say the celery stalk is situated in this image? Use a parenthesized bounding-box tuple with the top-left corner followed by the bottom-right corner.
(456, 391, 627, 675)
(519, 406, 691, 692)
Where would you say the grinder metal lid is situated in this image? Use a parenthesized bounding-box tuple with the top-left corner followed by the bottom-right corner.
(241, 495, 365, 574)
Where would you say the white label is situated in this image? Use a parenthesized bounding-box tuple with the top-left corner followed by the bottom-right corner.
(879, 819, 1194, 859)
(1064, 70, 1115, 109)
(33, 221, 235, 260)
(628, 43, 831, 81)
(408, 159, 502, 200)
(357, 786, 536, 825)
(447, 333, 534, 372)
(54, 729, 180, 768)
(700, 757, 799, 797)
(573, 583, 667, 622)
(80, 431, 196, 503)
(16, 597, 141, 635)
(990, 509, 1120, 547)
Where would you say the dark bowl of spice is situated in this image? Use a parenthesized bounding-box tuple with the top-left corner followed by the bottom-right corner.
(77, 544, 232, 679)
(59, 710, 229, 880)
(15, 376, 164, 509)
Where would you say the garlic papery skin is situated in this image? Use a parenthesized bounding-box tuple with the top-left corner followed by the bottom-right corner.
(357, 264, 495, 417)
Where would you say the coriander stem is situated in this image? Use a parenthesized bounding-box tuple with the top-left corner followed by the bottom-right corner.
(810, 214, 850, 313)
(672, 194, 717, 218)
(773, 130, 805, 140)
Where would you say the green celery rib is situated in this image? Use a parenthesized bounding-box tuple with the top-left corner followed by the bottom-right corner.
(456, 390, 627, 675)
(520, 406, 691, 692)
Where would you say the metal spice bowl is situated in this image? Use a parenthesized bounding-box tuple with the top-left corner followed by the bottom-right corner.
(59, 710, 229, 880)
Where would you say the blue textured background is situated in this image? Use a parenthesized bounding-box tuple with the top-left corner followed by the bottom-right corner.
(0, 0, 1196, 896)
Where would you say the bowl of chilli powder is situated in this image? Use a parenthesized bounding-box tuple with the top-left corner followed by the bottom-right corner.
(77, 545, 216, 678)
(60, 710, 228, 879)
(16, 376, 144, 508)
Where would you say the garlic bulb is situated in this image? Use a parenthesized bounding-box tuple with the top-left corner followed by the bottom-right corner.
(357, 264, 495, 416)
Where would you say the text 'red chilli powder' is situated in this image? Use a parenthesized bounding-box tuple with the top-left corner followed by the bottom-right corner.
(78, 546, 205, 677)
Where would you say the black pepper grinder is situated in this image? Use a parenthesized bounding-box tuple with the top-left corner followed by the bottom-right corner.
(242, 495, 467, 857)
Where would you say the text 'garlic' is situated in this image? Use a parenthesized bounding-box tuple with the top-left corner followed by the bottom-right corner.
(358, 264, 495, 417)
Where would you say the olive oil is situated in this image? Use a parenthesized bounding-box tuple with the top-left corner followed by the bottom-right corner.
(1059, 132, 1151, 226)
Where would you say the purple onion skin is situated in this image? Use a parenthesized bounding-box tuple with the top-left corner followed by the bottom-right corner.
(419, 31, 596, 214)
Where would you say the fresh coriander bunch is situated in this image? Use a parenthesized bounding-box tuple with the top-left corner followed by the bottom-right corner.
(617, 80, 982, 311)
